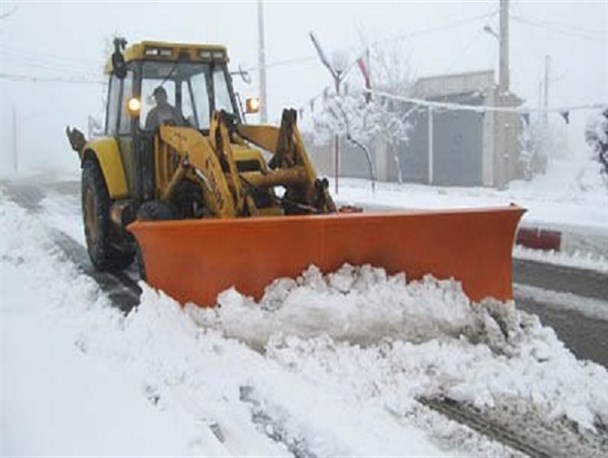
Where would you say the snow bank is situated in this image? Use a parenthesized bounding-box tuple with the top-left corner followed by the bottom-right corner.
(0, 192, 450, 456)
(334, 157, 608, 232)
(0, 197, 210, 456)
(196, 264, 608, 431)
(196, 264, 474, 349)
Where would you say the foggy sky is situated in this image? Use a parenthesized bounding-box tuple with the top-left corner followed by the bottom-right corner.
(0, 0, 606, 175)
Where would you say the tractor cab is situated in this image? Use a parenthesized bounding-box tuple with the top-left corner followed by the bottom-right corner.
(104, 39, 246, 203)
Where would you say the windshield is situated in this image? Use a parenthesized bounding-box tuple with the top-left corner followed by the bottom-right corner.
(140, 61, 237, 131)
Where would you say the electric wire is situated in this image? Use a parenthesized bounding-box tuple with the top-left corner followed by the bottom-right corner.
(0, 72, 105, 84)
(443, 26, 487, 75)
(374, 9, 499, 46)
(0, 43, 100, 66)
(511, 14, 607, 43)
(245, 10, 500, 73)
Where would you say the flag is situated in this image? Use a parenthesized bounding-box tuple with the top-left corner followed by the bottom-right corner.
(357, 54, 372, 103)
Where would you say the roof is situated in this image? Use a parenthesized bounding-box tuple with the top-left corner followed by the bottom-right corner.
(104, 40, 229, 74)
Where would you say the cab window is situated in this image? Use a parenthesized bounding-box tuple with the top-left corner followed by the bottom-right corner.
(106, 75, 120, 135)
(118, 70, 134, 134)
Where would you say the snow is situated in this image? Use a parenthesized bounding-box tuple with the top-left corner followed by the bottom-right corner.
(2, 185, 607, 456)
(333, 158, 608, 232)
(0, 194, 452, 456)
(513, 284, 608, 321)
(513, 245, 608, 274)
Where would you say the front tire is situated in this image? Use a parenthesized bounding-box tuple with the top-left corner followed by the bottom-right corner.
(82, 159, 134, 270)
(134, 200, 177, 280)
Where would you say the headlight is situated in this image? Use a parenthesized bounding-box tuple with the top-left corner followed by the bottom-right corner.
(245, 96, 261, 114)
(127, 97, 141, 116)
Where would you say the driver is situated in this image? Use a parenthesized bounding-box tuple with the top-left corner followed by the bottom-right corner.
(144, 86, 184, 130)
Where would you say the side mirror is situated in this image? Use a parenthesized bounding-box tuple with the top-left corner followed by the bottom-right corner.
(112, 37, 128, 79)
(245, 96, 260, 114)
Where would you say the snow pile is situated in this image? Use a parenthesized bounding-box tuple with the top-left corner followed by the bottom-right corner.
(0, 197, 210, 456)
(1, 193, 452, 456)
(196, 264, 608, 431)
(196, 264, 474, 349)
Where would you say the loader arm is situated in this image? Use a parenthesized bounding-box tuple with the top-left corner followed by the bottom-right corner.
(236, 109, 336, 214)
(156, 125, 238, 218)
(156, 109, 336, 218)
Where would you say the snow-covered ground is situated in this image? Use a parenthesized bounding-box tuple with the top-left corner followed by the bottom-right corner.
(2, 161, 608, 455)
(334, 158, 608, 231)
(332, 157, 608, 270)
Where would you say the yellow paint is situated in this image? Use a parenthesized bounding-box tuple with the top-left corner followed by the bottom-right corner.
(84, 138, 129, 199)
(104, 41, 229, 74)
(236, 124, 279, 154)
(158, 125, 237, 218)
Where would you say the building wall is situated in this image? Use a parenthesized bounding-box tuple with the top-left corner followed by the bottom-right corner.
(308, 70, 523, 188)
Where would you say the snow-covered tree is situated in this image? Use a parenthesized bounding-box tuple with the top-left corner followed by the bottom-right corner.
(310, 39, 414, 183)
(585, 108, 608, 181)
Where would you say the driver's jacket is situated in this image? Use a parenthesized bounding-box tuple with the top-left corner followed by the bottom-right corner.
(145, 103, 184, 130)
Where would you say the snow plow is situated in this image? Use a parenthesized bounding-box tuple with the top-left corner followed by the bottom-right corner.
(67, 38, 524, 308)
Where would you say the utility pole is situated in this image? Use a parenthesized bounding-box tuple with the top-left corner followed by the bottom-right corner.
(12, 105, 18, 175)
(498, 0, 510, 94)
(498, 0, 510, 188)
(257, 0, 268, 123)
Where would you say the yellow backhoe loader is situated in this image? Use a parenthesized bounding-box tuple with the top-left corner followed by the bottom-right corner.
(67, 38, 524, 307)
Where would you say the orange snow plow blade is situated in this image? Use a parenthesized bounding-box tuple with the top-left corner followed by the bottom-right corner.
(129, 205, 525, 307)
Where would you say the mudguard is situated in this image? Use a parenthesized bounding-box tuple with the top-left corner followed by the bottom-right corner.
(82, 137, 129, 199)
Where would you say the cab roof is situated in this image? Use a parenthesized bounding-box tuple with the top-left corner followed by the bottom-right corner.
(104, 40, 229, 74)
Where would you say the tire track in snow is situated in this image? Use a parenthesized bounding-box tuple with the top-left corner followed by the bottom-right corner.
(3, 181, 141, 313)
(420, 397, 607, 458)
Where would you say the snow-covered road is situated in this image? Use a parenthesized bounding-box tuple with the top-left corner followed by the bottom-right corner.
(2, 179, 607, 457)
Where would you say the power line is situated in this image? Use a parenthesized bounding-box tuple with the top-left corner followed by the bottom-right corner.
(0, 43, 100, 66)
(512, 14, 607, 43)
(1, 57, 100, 79)
(244, 55, 317, 73)
(374, 9, 499, 46)
(0, 72, 105, 84)
(247, 11, 500, 74)
(443, 27, 487, 74)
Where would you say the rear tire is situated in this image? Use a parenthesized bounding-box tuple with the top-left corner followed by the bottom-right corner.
(82, 159, 134, 270)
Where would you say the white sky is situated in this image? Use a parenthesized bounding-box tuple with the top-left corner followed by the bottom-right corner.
(0, 0, 606, 174)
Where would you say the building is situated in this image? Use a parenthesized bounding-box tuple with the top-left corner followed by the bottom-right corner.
(309, 70, 524, 188)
